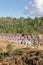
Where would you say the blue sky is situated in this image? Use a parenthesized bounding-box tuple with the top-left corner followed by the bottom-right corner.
(0, 0, 43, 18)
(0, 0, 29, 18)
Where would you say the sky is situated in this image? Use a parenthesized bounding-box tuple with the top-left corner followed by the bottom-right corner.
(0, 0, 43, 18)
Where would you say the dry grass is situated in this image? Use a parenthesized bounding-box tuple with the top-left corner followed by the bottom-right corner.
(38, 45, 43, 50)
(0, 40, 27, 52)
(0, 40, 43, 52)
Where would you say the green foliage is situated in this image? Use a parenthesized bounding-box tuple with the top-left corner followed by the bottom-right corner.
(0, 48, 3, 53)
(0, 52, 4, 61)
(0, 17, 43, 34)
(7, 44, 13, 52)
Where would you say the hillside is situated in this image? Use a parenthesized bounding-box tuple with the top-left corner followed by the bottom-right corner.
(0, 17, 43, 65)
(0, 17, 43, 34)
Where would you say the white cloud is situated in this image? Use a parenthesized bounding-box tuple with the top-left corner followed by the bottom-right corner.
(24, 0, 43, 17)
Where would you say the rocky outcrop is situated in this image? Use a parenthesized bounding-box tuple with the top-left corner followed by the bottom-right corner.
(0, 34, 43, 46)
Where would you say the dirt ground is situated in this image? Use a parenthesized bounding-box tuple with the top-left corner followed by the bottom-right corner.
(0, 40, 43, 52)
